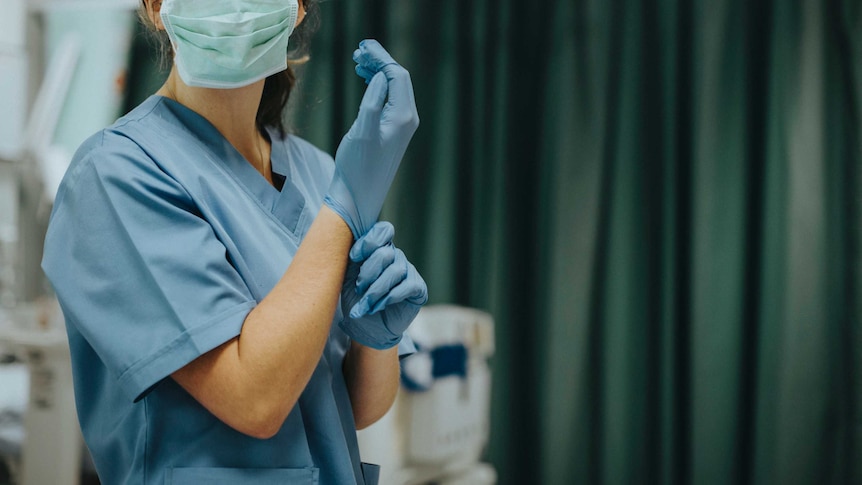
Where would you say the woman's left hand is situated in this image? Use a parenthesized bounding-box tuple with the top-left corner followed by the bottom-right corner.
(340, 221, 428, 350)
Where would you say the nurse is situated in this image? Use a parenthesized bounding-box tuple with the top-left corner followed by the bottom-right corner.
(41, 0, 426, 483)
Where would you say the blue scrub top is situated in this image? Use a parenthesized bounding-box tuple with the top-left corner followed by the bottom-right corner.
(42, 96, 406, 485)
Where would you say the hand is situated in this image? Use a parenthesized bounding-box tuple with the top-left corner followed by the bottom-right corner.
(324, 40, 420, 239)
(340, 221, 428, 350)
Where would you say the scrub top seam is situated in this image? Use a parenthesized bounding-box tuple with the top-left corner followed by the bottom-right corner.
(149, 96, 304, 241)
(117, 300, 256, 400)
(203, 154, 304, 244)
(96, 130, 204, 222)
(296, 210, 311, 239)
(159, 117, 305, 245)
(111, 96, 162, 130)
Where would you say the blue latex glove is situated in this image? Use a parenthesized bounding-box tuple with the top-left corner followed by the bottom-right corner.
(324, 40, 420, 239)
(340, 221, 428, 350)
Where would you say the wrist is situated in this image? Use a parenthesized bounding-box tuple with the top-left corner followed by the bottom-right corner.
(317, 204, 355, 240)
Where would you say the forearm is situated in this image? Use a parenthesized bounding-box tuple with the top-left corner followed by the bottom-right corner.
(343, 341, 400, 429)
(172, 206, 353, 438)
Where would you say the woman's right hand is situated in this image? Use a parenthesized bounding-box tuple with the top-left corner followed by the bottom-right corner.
(340, 221, 428, 350)
(324, 40, 420, 239)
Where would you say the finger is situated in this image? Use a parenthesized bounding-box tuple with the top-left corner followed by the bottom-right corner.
(352, 249, 409, 317)
(350, 221, 395, 262)
(355, 39, 398, 74)
(356, 40, 409, 97)
(402, 263, 429, 305)
(358, 71, 388, 119)
(355, 64, 376, 84)
(368, 270, 427, 315)
(347, 72, 387, 140)
(353, 40, 418, 129)
(381, 66, 418, 126)
(356, 244, 396, 294)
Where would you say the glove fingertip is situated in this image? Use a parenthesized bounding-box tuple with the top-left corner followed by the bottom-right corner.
(356, 276, 372, 295)
(349, 243, 364, 262)
(409, 293, 429, 306)
(350, 303, 366, 319)
(378, 221, 396, 240)
(359, 39, 378, 49)
(359, 72, 388, 113)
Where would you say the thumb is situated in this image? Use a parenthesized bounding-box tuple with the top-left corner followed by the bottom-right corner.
(350, 221, 396, 262)
(348, 72, 388, 140)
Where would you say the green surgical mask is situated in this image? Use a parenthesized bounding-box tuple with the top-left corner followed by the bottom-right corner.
(160, 0, 299, 89)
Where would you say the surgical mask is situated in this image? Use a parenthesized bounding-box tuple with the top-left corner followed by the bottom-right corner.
(160, 0, 299, 89)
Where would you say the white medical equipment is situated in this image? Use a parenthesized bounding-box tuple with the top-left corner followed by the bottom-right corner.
(0, 302, 82, 485)
(0, 362, 28, 481)
(357, 305, 497, 485)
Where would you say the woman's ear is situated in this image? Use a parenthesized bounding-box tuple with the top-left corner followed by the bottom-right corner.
(144, 0, 165, 31)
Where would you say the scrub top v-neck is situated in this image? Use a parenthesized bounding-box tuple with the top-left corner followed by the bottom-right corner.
(42, 95, 401, 485)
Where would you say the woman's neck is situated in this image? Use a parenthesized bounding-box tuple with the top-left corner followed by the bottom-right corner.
(158, 69, 273, 183)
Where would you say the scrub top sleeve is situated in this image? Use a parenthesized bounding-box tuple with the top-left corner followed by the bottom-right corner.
(43, 135, 257, 402)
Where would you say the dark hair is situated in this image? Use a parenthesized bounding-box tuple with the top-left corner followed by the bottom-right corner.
(138, 0, 320, 136)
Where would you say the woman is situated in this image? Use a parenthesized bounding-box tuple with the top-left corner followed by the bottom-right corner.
(41, 0, 426, 483)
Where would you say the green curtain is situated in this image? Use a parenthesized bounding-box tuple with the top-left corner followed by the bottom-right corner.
(127, 0, 861, 482)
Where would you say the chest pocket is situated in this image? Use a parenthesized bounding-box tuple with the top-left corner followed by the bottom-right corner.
(166, 467, 319, 484)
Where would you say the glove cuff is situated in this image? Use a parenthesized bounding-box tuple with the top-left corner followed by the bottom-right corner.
(338, 318, 402, 350)
(326, 171, 384, 239)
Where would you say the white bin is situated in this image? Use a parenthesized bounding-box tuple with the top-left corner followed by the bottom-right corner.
(358, 305, 496, 485)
